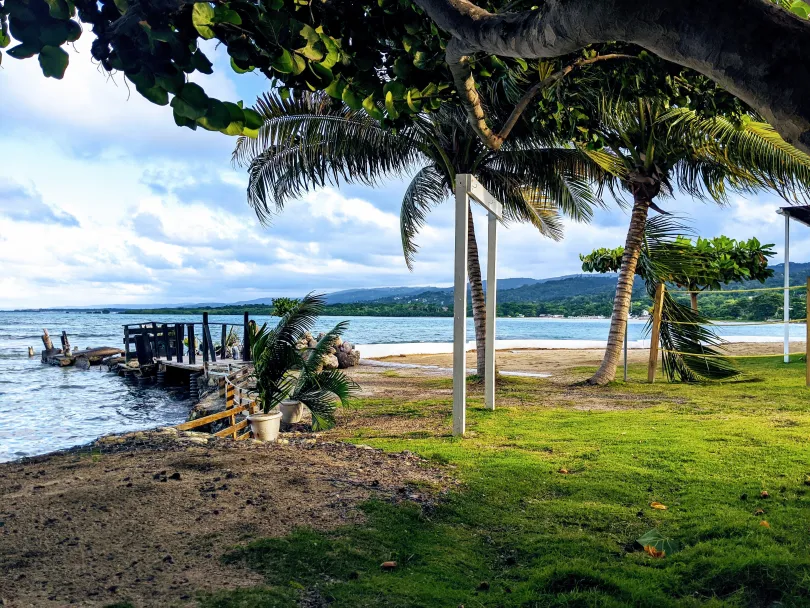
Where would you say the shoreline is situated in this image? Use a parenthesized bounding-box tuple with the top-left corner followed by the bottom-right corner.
(357, 335, 806, 358)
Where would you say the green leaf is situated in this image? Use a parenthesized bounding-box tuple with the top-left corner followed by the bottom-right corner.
(319, 34, 339, 69)
(290, 52, 306, 75)
(341, 86, 362, 110)
(213, 6, 241, 24)
(155, 68, 184, 94)
(202, 98, 232, 129)
(171, 96, 206, 120)
(790, 0, 810, 18)
(384, 90, 399, 119)
(179, 82, 209, 110)
(242, 108, 262, 130)
(6, 42, 38, 59)
(220, 120, 245, 136)
(271, 48, 294, 73)
(636, 529, 680, 556)
(362, 94, 384, 121)
(230, 56, 253, 74)
(412, 50, 430, 70)
(44, 0, 72, 20)
(324, 77, 344, 99)
(38, 45, 68, 78)
(192, 49, 213, 74)
(406, 88, 421, 112)
(136, 83, 169, 105)
(383, 81, 406, 100)
(173, 109, 197, 130)
(191, 2, 215, 39)
(308, 61, 332, 85)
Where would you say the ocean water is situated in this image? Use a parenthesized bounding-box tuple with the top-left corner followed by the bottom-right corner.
(0, 311, 802, 462)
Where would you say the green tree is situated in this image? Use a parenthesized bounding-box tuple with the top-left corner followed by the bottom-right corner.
(4, 0, 810, 154)
(232, 90, 603, 378)
(270, 297, 300, 317)
(582, 98, 810, 385)
(581, 236, 775, 311)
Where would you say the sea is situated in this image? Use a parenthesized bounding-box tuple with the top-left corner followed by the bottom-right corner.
(0, 310, 802, 462)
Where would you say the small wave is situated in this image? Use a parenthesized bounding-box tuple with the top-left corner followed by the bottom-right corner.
(58, 384, 87, 390)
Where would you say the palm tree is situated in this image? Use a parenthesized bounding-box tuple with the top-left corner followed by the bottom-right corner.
(250, 293, 358, 430)
(583, 99, 810, 385)
(233, 90, 604, 379)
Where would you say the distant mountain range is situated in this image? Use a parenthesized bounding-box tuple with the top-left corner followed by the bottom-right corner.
(8, 262, 810, 313)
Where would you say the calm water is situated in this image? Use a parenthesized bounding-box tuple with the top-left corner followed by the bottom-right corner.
(0, 311, 799, 462)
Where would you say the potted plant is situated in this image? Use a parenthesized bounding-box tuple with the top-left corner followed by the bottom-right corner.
(247, 293, 358, 440)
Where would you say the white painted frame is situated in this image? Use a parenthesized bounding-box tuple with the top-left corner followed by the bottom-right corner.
(453, 174, 503, 436)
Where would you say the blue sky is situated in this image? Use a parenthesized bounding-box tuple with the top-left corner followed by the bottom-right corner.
(0, 39, 802, 308)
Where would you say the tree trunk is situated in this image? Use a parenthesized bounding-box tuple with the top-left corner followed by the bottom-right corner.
(690, 292, 699, 312)
(414, 0, 810, 155)
(588, 194, 651, 385)
(467, 205, 487, 378)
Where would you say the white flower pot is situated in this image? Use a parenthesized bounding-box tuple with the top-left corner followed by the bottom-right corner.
(279, 400, 304, 424)
(247, 411, 282, 442)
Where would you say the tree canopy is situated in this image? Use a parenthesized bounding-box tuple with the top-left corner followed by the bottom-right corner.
(4, 0, 810, 151)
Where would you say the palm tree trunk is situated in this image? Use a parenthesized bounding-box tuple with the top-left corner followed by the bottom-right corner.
(588, 194, 651, 385)
(690, 292, 699, 312)
(467, 205, 487, 378)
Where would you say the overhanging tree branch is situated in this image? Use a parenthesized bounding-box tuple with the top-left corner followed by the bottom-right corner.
(416, 0, 810, 155)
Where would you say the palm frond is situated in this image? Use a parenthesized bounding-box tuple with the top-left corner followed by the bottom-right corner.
(401, 166, 450, 270)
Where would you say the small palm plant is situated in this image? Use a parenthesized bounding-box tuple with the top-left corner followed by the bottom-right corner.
(250, 293, 358, 430)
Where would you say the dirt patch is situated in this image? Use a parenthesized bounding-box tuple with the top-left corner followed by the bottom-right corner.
(0, 429, 452, 607)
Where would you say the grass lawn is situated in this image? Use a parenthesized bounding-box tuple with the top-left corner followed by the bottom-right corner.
(203, 357, 810, 607)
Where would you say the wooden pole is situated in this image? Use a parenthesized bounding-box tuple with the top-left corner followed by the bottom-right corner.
(647, 284, 665, 383)
(221, 324, 227, 357)
(42, 328, 54, 351)
(452, 177, 470, 436)
(484, 209, 497, 411)
(804, 277, 810, 386)
(242, 311, 251, 362)
(123, 326, 130, 362)
(806, 278, 809, 386)
(175, 323, 184, 363)
(202, 313, 209, 364)
(188, 323, 196, 364)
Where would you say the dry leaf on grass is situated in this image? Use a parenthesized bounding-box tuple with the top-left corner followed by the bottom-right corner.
(558, 468, 570, 474)
(759, 520, 771, 528)
(643, 544, 666, 558)
(760, 491, 770, 499)
(754, 508, 765, 515)
(381, 561, 397, 570)
(650, 501, 668, 510)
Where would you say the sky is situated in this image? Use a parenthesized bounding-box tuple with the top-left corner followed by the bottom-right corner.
(0, 39, 804, 309)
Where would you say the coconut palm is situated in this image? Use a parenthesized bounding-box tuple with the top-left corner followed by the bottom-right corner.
(233, 90, 605, 378)
(583, 98, 810, 385)
(250, 293, 358, 430)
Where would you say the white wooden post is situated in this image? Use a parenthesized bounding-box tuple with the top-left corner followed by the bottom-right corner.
(783, 212, 790, 363)
(485, 209, 498, 410)
(452, 178, 470, 436)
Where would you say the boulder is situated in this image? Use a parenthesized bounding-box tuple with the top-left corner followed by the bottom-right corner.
(322, 354, 339, 370)
(75, 356, 90, 370)
(336, 349, 361, 369)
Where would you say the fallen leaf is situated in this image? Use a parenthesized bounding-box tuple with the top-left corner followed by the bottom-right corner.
(636, 529, 680, 555)
(381, 561, 397, 570)
(650, 501, 668, 510)
(760, 520, 771, 528)
(754, 508, 765, 515)
(760, 491, 770, 499)
(558, 468, 570, 475)
(643, 544, 666, 558)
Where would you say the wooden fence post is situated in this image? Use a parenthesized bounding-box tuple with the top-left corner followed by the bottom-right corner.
(242, 311, 251, 362)
(221, 324, 228, 358)
(188, 323, 196, 365)
(202, 313, 209, 364)
(806, 278, 809, 387)
(804, 277, 810, 386)
(647, 283, 665, 383)
(175, 323, 184, 363)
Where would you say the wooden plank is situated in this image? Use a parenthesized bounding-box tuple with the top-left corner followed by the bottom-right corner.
(452, 179, 469, 436)
(647, 283, 665, 383)
(235, 430, 252, 441)
(188, 324, 196, 365)
(176, 406, 248, 430)
(204, 322, 217, 362)
(175, 323, 184, 363)
(485, 208, 497, 411)
(214, 418, 248, 438)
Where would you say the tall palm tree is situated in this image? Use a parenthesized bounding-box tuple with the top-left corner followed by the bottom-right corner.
(233, 91, 605, 378)
(583, 98, 810, 385)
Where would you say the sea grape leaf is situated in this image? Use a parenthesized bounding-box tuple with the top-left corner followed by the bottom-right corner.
(271, 48, 294, 74)
(38, 44, 68, 78)
(192, 3, 215, 39)
(636, 529, 680, 556)
(362, 94, 384, 120)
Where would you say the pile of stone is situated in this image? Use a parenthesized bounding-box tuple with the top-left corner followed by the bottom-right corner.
(295, 332, 361, 370)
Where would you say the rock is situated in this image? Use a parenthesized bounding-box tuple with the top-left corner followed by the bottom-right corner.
(334, 336, 343, 347)
(343, 341, 353, 352)
(322, 354, 339, 370)
(327, 346, 336, 354)
(336, 351, 353, 369)
(75, 356, 90, 370)
(27, 346, 34, 357)
(308, 339, 318, 348)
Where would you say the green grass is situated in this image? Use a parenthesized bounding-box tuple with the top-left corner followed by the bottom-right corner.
(202, 358, 810, 607)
